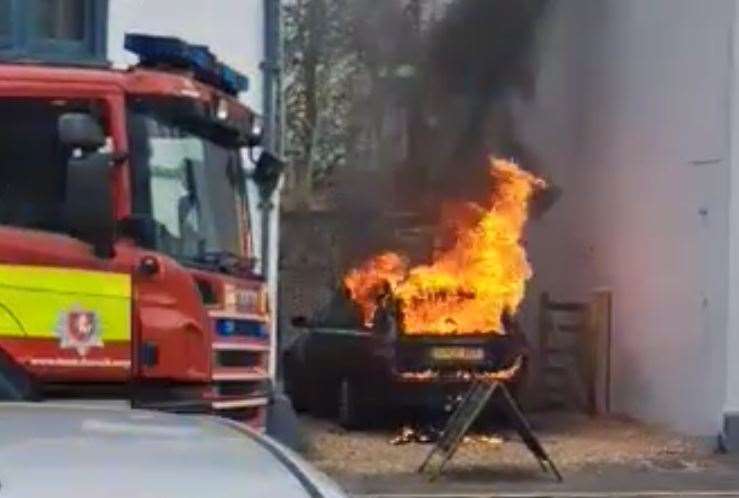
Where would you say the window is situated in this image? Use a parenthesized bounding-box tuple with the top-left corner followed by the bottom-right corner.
(0, 0, 107, 62)
(0, 0, 11, 41)
(0, 98, 103, 233)
(35, 0, 85, 41)
(128, 102, 249, 265)
(0, 0, 11, 50)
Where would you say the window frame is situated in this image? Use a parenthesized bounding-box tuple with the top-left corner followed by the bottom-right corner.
(0, 0, 17, 50)
(0, 0, 108, 64)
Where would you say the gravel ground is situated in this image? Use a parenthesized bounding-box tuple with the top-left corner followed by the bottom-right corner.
(300, 411, 710, 478)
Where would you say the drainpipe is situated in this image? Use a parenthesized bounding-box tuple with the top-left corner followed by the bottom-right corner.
(263, 0, 281, 153)
(262, 0, 282, 381)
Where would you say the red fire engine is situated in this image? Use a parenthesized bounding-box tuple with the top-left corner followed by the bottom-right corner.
(0, 34, 283, 429)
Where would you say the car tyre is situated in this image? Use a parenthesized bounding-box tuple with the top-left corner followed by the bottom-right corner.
(286, 378, 310, 413)
(308, 377, 337, 418)
(338, 377, 365, 430)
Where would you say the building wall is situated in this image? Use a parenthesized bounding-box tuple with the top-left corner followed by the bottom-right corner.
(725, 0, 739, 431)
(515, 0, 734, 435)
(278, 213, 341, 351)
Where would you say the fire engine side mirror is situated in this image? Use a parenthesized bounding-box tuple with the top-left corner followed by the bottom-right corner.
(65, 153, 116, 258)
(252, 151, 287, 200)
(58, 112, 106, 151)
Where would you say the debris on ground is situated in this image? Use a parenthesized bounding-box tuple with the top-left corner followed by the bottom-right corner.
(463, 434, 505, 447)
(300, 411, 708, 477)
(390, 425, 441, 445)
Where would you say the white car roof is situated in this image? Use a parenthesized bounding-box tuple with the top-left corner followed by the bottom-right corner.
(0, 402, 341, 498)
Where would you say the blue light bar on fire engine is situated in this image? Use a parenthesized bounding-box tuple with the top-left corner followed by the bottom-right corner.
(124, 33, 249, 96)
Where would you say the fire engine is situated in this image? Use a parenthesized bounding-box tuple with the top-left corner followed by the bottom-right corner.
(0, 34, 283, 429)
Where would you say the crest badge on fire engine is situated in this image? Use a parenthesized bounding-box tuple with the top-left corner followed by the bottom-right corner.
(56, 309, 103, 356)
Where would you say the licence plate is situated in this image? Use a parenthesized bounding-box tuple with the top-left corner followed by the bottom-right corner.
(430, 347, 485, 362)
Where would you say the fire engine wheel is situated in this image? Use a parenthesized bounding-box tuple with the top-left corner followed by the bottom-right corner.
(337, 377, 365, 430)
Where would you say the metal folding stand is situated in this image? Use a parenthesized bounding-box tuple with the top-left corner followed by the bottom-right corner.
(418, 380, 563, 482)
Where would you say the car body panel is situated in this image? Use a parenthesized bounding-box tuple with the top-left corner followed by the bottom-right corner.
(0, 402, 344, 498)
(284, 326, 529, 418)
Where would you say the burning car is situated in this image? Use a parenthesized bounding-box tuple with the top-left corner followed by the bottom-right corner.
(284, 160, 542, 428)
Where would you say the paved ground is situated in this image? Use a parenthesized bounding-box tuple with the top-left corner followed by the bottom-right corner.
(296, 411, 739, 497)
(341, 462, 739, 498)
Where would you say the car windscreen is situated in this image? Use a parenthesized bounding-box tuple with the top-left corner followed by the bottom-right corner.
(127, 99, 249, 265)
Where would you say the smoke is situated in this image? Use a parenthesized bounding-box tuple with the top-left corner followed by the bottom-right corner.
(419, 0, 550, 204)
(285, 0, 551, 270)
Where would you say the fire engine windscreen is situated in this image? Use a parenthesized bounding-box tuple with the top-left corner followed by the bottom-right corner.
(0, 98, 100, 233)
(128, 100, 249, 264)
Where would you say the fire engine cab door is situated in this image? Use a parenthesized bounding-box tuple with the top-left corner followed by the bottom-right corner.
(0, 264, 131, 381)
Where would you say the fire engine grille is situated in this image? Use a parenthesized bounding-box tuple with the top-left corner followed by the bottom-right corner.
(215, 349, 264, 369)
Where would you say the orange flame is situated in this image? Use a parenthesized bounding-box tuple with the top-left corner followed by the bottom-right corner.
(344, 158, 544, 335)
(343, 252, 408, 325)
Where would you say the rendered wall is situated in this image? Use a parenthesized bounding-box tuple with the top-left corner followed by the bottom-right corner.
(516, 0, 733, 435)
(725, 0, 739, 449)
